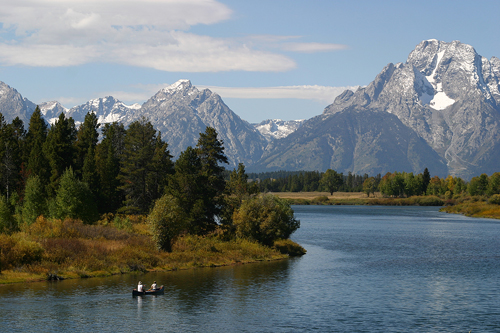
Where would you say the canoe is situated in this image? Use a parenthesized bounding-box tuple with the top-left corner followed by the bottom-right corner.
(132, 285, 164, 296)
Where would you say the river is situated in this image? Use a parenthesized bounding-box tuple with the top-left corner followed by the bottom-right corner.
(1, 205, 499, 332)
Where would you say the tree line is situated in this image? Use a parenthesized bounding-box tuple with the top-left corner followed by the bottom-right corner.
(251, 167, 500, 200)
(0, 109, 300, 252)
(249, 170, 382, 193)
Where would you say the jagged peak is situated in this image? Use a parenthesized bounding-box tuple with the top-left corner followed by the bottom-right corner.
(161, 79, 193, 93)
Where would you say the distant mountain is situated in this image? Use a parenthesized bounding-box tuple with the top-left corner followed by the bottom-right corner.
(2, 39, 499, 178)
(0, 81, 36, 125)
(131, 80, 268, 168)
(39, 101, 68, 124)
(256, 40, 500, 178)
(66, 97, 141, 126)
(0, 79, 274, 168)
(252, 107, 448, 176)
(253, 119, 305, 142)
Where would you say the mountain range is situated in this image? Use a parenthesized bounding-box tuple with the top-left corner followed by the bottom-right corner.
(1, 39, 499, 178)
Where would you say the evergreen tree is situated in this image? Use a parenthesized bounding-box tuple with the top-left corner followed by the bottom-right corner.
(43, 113, 77, 195)
(221, 163, 259, 227)
(0, 195, 15, 233)
(95, 122, 125, 213)
(82, 145, 100, 200)
(195, 127, 228, 233)
(50, 167, 98, 224)
(74, 112, 100, 175)
(422, 168, 431, 194)
(0, 117, 25, 200)
(166, 146, 205, 234)
(25, 107, 50, 188)
(118, 117, 168, 214)
(147, 133, 174, 203)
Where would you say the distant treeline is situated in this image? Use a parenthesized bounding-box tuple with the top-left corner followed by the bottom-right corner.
(248, 169, 500, 200)
(248, 171, 382, 193)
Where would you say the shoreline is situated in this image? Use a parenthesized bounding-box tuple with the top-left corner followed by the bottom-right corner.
(272, 192, 445, 206)
(0, 254, 291, 286)
(0, 218, 306, 285)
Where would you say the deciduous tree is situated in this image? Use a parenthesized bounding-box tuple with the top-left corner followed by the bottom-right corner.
(320, 169, 343, 195)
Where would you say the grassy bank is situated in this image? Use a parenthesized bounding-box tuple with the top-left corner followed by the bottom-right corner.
(0, 217, 306, 285)
(440, 196, 500, 219)
(272, 192, 444, 206)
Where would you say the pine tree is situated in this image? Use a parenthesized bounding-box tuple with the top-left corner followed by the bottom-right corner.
(195, 127, 229, 233)
(118, 117, 166, 214)
(82, 145, 100, 200)
(95, 122, 125, 213)
(25, 107, 50, 188)
(147, 133, 173, 202)
(50, 167, 98, 224)
(166, 146, 205, 234)
(422, 168, 431, 194)
(74, 112, 100, 176)
(0, 116, 25, 200)
(43, 113, 77, 195)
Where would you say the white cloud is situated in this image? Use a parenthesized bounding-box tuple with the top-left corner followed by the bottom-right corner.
(281, 42, 348, 53)
(53, 83, 360, 109)
(0, 0, 296, 72)
(201, 85, 360, 104)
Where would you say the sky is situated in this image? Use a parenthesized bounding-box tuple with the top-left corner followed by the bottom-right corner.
(0, 0, 500, 123)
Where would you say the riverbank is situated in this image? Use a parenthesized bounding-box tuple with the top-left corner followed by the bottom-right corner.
(439, 196, 500, 219)
(273, 191, 500, 220)
(273, 192, 444, 206)
(0, 217, 306, 285)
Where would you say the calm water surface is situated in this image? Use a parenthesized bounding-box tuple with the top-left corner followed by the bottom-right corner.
(1, 205, 500, 332)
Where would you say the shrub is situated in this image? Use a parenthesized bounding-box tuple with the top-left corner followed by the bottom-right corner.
(273, 239, 306, 256)
(488, 194, 500, 205)
(233, 194, 300, 246)
(0, 234, 44, 269)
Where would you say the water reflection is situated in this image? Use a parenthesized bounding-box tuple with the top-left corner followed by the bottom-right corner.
(2, 206, 500, 332)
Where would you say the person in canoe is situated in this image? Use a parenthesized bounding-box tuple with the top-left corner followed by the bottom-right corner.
(149, 281, 157, 291)
(137, 281, 144, 292)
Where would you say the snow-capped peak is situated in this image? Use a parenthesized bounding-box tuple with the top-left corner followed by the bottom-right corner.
(161, 79, 192, 93)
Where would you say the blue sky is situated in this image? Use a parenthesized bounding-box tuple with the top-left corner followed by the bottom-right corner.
(0, 0, 499, 123)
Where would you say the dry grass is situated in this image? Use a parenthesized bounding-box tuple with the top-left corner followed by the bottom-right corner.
(0, 216, 300, 284)
(271, 191, 381, 200)
(272, 192, 445, 207)
(441, 200, 500, 219)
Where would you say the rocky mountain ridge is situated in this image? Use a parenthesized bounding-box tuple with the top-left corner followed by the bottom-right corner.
(1, 39, 499, 178)
(1, 79, 277, 168)
(257, 40, 500, 178)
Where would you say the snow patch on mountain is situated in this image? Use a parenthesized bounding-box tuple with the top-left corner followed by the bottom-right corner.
(254, 119, 304, 141)
(421, 48, 455, 110)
